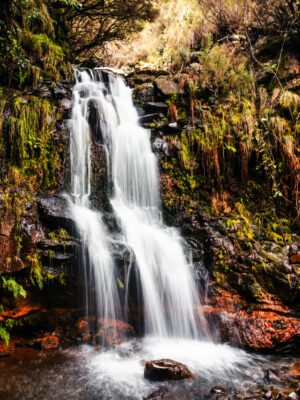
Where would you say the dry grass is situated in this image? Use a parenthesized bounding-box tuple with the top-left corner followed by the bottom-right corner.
(103, 0, 207, 69)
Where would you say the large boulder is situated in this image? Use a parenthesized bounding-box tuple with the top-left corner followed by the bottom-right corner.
(154, 78, 183, 98)
(144, 359, 195, 381)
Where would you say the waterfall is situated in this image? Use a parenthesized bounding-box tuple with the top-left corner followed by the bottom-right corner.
(68, 68, 207, 340)
(67, 69, 121, 330)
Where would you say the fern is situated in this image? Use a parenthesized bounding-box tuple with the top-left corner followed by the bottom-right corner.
(0, 326, 10, 346)
(2, 277, 26, 298)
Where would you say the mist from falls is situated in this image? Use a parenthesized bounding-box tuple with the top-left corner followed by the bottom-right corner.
(68, 67, 207, 339)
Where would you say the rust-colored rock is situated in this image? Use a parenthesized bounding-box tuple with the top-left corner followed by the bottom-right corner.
(93, 319, 135, 347)
(36, 335, 59, 349)
(202, 288, 300, 353)
(290, 360, 300, 377)
(0, 343, 11, 357)
(144, 359, 195, 381)
(76, 319, 88, 330)
(289, 254, 300, 264)
(210, 309, 300, 352)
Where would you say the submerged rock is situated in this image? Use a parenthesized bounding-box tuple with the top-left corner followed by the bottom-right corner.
(264, 369, 282, 384)
(144, 359, 195, 381)
(144, 386, 195, 400)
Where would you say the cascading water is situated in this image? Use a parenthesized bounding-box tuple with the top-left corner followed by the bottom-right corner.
(68, 67, 207, 339)
(67, 69, 121, 329)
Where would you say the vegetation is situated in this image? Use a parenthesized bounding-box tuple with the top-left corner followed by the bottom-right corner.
(61, 0, 159, 56)
(0, 0, 299, 348)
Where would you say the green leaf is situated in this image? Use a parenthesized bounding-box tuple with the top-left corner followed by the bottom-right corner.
(117, 278, 124, 290)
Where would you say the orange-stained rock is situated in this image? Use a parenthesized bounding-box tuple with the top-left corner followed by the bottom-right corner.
(76, 319, 88, 329)
(289, 254, 300, 264)
(93, 319, 135, 347)
(290, 360, 300, 376)
(0, 339, 20, 357)
(205, 308, 300, 352)
(202, 288, 300, 352)
(2, 305, 41, 319)
(0, 343, 11, 357)
(82, 333, 91, 342)
(36, 335, 59, 349)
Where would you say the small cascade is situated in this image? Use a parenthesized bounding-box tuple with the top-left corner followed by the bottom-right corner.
(68, 68, 207, 340)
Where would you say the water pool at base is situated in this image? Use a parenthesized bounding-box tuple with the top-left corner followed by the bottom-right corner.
(0, 338, 295, 400)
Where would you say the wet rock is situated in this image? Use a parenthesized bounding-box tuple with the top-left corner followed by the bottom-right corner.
(264, 369, 282, 384)
(144, 102, 169, 115)
(211, 307, 300, 353)
(32, 86, 52, 99)
(0, 343, 11, 357)
(139, 113, 162, 125)
(144, 386, 169, 400)
(144, 386, 195, 400)
(61, 98, 72, 110)
(133, 83, 155, 102)
(127, 68, 169, 81)
(211, 386, 226, 394)
(154, 78, 183, 98)
(52, 83, 71, 99)
(144, 359, 195, 381)
(37, 195, 74, 233)
(93, 319, 135, 347)
(153, 137, 169, 156)
(35, 335, 59, 349)
(290, 360, 300, 377)
(87, 98, 105, 144)
(153, 122, 180, 135)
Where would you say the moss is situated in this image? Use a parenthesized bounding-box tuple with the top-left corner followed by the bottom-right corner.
(2, 95, 63, 193)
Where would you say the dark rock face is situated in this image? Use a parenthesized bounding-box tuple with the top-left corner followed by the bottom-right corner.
(144, 359, 195, 381)
(37, 194, 74, 233)
(133, 83, 155, 103)
(144, 102, 169, 115)
(87, 98, 105, 144)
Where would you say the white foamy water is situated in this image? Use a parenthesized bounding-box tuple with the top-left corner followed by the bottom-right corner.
(67, 69, 121, 326)
(82, 337, 264, 399)
(90, 68, 206, 338)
